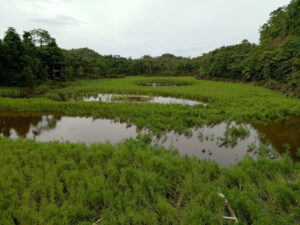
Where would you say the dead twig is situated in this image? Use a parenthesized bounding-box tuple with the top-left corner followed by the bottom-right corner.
(218, 192, 238, 223)
(93, 218, 102, 225)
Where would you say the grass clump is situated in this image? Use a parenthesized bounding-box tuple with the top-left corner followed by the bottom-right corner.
(218, 125, 250, 147)
(0, 137, 299, 224)
(111, 95, 153, 102)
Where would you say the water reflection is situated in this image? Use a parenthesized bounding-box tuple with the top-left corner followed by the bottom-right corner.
(252, 117, 300, 159)
(0, 114, 299, 167)
(0, 115, 60, 137)
(82, 93, 204, 106)
(154, 123, 262, 167)
(0, 114, 139, 144)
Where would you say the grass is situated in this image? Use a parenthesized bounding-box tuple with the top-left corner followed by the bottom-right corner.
(0, 77, 300, 224)
(0, 76, 300, 135)
(0, 136, 299, 225)
(218, 125, 250, 147)
(111, 95, 153, 102)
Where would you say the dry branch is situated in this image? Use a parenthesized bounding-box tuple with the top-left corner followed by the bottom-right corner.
(218, 192, 238, 223)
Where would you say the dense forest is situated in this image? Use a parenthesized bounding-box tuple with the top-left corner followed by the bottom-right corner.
(197, 0, 300, 95)
(0, 28, 198, 87)
(0, 0, 299, 95)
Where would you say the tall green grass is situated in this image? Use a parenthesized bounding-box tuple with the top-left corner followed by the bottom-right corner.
(0, 137, 299, 225)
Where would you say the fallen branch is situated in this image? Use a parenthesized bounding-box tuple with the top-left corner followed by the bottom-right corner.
(93, 218, 102, 225)
(218, 192, 238, 223)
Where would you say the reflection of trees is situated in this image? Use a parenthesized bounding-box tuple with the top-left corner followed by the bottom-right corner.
(252, 117, 300, 159)
(31, 115, 61, 136)
(0, 115, 61, 138)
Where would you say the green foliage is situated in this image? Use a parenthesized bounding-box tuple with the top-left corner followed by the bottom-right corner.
(21, 66, 35, 88)
(198, 40, 255, 80)
(259, 0, 300, 44)
(0, 137, 299, 224)
(1, 27, 25, 86)
(0, 76, 300, 136)
(0, 38, 4, 82)
(111, 95, 153, 102)
(68, 47, 102, 59)
(197, 0, 300, 96)
(64, 50, 200, 79)
(218, 125, 250, 147)
(0, 27, 201, 88)
(0, 28, 67, 87)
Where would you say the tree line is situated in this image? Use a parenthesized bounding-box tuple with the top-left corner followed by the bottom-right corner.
(64, 50, 199, 79)
(197, 0, 300, 95)
(0, 28, 199, 87)
(0, 0, 299, 95)
(0, 28, 67, 87)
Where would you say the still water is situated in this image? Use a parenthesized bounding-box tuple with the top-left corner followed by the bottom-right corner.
(0, 114, 299, 167)
(82, 93, 204, 106)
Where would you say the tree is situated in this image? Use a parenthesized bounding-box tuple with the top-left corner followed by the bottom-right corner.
(41, 40, 65, 80)
(30, 29, 54, 47)
(22, 31, 47, 83)
(21, 65, 35, 88)
(0, 38, 4, 85)
(2, 27, 25, 86)
(259, 0, 300, 45)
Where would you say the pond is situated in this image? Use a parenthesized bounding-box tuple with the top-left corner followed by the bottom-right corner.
(82, 93, 205, 106)
(0, 113, 299, 167)
(140, 82, 189, 87)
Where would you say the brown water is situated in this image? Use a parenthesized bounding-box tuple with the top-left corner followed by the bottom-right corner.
(252, 117, 300, 160)
(82, 93, 205, 106)
(0, 114, 139, 144)
(0, 113, 299, 167)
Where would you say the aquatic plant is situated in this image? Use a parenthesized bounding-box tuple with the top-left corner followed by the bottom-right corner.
(111, 95, 153, 102)
(218, 125, 250, 147)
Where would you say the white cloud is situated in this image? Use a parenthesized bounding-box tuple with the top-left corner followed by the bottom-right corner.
(0, 0, 292, 58)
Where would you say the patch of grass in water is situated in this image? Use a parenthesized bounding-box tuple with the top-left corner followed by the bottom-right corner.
(1, 76, 299, 125)
(0, 75, 299, 138)
(111, 95, 153, 102)
(0, 76, 299, 158)
(218, 125, 250, 147)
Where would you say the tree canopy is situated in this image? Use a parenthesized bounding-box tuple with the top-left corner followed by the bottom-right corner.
(196, 0, 300, 96)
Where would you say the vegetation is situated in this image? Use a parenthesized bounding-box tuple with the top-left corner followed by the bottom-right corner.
(111, 95, 153, 102)
(0, 28, 199, 88)
(1, 0, 299, 96)
(0, 137, 299, 225)
(0, 77, 300, 136)
(197, 0, 300, 96)
(0, 1, 300, 224)
(218, 125, 250, 147)
(0, 28, 66, 87)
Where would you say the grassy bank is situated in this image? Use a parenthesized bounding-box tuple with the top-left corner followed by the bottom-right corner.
(0, 77, 300, 135)
(0, 137, 299, 225)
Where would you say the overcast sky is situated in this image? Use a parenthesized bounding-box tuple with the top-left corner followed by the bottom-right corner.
(0, 0, 291, 58)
